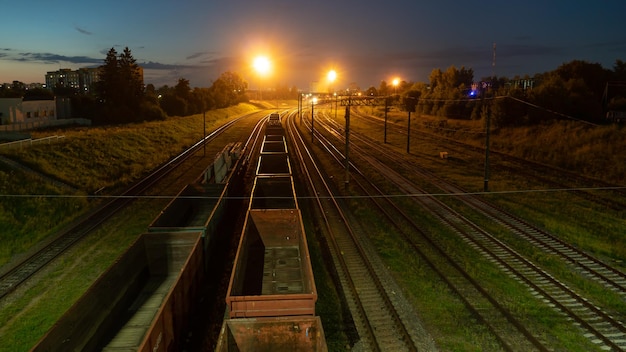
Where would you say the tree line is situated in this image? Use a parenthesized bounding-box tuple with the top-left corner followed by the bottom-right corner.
(90, 47, 253, 125)
(0, 47, 251, 125)
(2, 46, 624, 127)
(371, 59, 626, 127)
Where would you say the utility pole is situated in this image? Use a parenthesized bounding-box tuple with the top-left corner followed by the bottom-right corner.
(406, 110, 411, 153)
(345, 102, 350, 186)
(203, 106, 206, 157)
(483, 42, 496, 192)
(311, 100, 314, 144)
(484, 107, 491, 192)
(384, 97, 388, 143)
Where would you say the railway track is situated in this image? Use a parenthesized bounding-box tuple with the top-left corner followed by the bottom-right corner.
(0, 115, 250, 301)
(311, 108, 626, 350)
(342, 112, 626, 301)
(351, 108, 626, 211)
(286, 112, 425, 351)
(308, 112, 547, 350)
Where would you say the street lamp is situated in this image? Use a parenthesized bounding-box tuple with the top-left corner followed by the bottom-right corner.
(253, 56, 271, 100)
(392, 77, 400, 95)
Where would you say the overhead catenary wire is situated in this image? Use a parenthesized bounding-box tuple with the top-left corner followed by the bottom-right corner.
(2, 185, 625, 200)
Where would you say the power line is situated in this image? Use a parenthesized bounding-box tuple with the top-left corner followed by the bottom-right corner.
(1, 186, 624, 200)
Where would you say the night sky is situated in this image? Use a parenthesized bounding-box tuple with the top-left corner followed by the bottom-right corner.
(1, 0, 625, 90)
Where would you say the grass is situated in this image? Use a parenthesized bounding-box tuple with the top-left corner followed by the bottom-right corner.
(313, 106, 626, 350)
(0, 197, 162, 352)
(2, 103, 625, 350)
(0, 103, 260, 350)
(0, 104, 258, 269)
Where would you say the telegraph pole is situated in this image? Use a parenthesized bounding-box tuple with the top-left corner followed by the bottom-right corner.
(406, 110, 411, 153)
(203, 104, 206, 156)
(344, 101, 350, 186)
(482, 82, 491, 192)
(384, 97, 388, 143)
(484, 42, 496, 192)
(311, 100, 315, 144)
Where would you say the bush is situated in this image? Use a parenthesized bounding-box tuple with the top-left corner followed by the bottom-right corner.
(140, 102, 167, 121)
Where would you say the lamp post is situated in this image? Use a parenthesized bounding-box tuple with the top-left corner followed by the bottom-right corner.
(407, 110, 411, 153)
(311, 97, 317, 143)
(298, 93, 302, 123)
(327, 70, 336, 115)
(344, 99, 351, 186)
(384, 96, 389, 143)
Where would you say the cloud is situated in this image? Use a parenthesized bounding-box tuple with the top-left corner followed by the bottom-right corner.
(74, 26, 92, 35)
(13, 52, 102, 65)
(186, 52, 207, 60)
(140, 61, 184, 70)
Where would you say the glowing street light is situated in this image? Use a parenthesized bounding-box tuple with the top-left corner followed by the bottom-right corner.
(327, 70, 337, 89)
(253, 56, 271, 76)
(392, 77, 400, 95)
(253, 56, 271, 100)
(311, 97, 318, 143)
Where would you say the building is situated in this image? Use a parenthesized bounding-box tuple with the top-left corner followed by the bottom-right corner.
(0, 97, 56, 127)
(45, 68, 100, 94)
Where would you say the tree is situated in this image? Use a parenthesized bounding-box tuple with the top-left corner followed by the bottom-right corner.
(94, 47, 149, 124)
(613, 60, 626, 81)
(97, 48, 119, 104)
(365, 86, 378, 96)
(379, 80, 390, 96)
(118, 47, 144, 110)
(160, 94, 188, 116)
(174, 78, 191, 100)
(23, 88, 54, 101)
(210, 71, 247, 108)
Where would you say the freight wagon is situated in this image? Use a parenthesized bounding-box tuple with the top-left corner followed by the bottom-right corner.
(31, 232, 204, 352)
(217, 114, 327, 351)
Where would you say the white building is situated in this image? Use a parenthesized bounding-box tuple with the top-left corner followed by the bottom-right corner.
(0, 98, 56, 127)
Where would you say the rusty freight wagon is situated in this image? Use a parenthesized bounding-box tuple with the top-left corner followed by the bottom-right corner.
(215, 316, 327, 351)
(31, 232, 204, 352)
(148, 143, 241, 256)
(225, 208, 317, 318)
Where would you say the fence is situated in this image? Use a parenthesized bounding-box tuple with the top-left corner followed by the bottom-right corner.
(0, 135, 66, 151)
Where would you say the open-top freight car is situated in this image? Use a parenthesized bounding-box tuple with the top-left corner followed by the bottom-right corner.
(268, 112, 281, 126)
(215, 316, 327, 351)
(149, 142, 241, 258)
(217, 114, 327, 351)
(225, 208, 317, 318)
(31, 232, 204, 352)
(31, 141, 243, 351)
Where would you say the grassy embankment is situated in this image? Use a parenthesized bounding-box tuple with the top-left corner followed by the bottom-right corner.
(1, 101, 624, 351)
(339, 107, 626, 350)
(0, 103, 259, 351)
